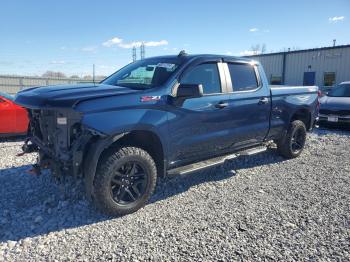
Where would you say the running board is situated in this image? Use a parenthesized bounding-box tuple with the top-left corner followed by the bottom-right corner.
(167, 146, 267, 176)
(239, 146, 267, 156)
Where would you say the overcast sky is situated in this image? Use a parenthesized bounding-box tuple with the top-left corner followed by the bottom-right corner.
(0, 0, 349, 77)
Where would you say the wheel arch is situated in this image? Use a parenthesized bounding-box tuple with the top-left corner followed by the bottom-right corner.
(290, 108, 312, 130)
(83, 129, 165, 199)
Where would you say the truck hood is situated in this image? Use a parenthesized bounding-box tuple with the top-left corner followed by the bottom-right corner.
(320, 96, 350, 110)
(15, 83, 140, 109)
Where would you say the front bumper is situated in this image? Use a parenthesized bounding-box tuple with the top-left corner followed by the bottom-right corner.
(317, 114, 350, 124)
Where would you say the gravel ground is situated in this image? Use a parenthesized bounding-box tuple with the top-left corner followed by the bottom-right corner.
(0, 128, 349, 261)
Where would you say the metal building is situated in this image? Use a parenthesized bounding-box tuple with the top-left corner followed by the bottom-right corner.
(246, 44, 350, 91)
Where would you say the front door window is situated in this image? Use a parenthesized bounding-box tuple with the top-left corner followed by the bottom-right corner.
(181, 63, 222, 94)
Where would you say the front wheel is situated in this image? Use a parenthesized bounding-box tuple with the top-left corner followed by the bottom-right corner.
(93, 147, 157, 216)
(276, 120, 307, 159)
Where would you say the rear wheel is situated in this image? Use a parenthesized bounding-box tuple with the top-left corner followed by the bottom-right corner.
(276, 120, 307, 159)
(94, 147, 157, 216)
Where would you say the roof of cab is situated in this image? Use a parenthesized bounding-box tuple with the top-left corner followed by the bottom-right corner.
(145, 53, 253, 63)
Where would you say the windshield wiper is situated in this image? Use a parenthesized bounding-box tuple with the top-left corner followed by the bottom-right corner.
(114, 83, 154, 90)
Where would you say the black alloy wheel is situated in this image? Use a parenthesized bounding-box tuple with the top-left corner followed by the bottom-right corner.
(276, 120, 307, 159)
(290, 127, 306, 154)
(93, 147, 157, 216)
(110, 162, 147, 205)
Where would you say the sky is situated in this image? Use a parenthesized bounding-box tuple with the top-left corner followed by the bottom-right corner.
(0, 0, 349, 77)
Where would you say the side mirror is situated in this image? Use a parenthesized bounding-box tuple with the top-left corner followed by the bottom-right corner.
(176, 84, 203, 99)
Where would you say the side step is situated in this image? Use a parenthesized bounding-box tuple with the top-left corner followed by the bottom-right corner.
(167, 146, 267, 176)
(239, 146, 267, 156)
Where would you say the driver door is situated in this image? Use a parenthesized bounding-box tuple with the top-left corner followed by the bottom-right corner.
(167, 60, 234, 166)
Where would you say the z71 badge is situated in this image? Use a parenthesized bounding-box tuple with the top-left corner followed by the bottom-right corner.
(140, 96, 161, 102)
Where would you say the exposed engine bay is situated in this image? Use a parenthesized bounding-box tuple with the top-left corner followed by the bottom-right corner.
(21, 109, 94, 179)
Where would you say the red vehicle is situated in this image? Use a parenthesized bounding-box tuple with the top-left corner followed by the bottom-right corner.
(0, 92, 29, 136)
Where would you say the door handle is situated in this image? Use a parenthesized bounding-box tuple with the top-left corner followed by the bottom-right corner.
(258, 97, 269, 105)
(215, 102, 229, 109)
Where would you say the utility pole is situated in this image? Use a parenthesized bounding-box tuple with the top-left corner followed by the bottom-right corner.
(333, 39, 336, 47)
(140, 42, 145, 60)
(132, 46, 137, 62)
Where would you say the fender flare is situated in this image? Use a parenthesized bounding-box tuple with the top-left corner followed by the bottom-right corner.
(83, 132, 127, 200)
(289, 107, 313, 130)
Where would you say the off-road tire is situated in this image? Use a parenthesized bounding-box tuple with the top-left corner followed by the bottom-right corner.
(93, 147, 157, 216)
(276, 120, 307, 159)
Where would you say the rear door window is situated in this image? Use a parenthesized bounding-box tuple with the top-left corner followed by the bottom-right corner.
(228, 63, 258, 92)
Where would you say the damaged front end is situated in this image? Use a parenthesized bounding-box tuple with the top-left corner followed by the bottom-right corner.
(21, 109, 98, 180)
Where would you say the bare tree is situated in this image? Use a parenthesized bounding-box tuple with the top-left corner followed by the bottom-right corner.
(83, 75, 92, 80)
(251, 44, 261, 55)
(70, 75, 80, 79)
(96, 75, 107, 79)
(291, 46, 300, 51)
(42, 71, 66, 78)
(251, 43, 267, 54)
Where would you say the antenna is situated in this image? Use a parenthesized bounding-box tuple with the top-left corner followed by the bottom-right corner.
(93, 64, 95, 85)
(140, 42, 145, 60)
(132, 46, 137, 62)
(178, 50, 188, 57)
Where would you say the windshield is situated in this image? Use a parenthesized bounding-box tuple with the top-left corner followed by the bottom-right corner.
(0, 92, 14, 101)
(328, 84, 350, 97)
(102, 58, 181, 89)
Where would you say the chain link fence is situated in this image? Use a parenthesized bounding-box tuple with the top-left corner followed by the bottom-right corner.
(0, 75, 104, 95)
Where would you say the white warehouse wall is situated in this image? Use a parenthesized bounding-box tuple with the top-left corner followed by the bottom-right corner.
(247, 45, 350, 88)
(253, 54, 284, 83)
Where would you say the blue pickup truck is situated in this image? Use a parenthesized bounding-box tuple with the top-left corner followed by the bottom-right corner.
(15, 52, 319, 215)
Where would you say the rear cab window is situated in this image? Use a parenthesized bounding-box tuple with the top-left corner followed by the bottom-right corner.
(228, 63, 259, 92)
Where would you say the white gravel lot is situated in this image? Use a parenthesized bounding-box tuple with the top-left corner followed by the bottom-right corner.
(0, 128, 349, 261)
